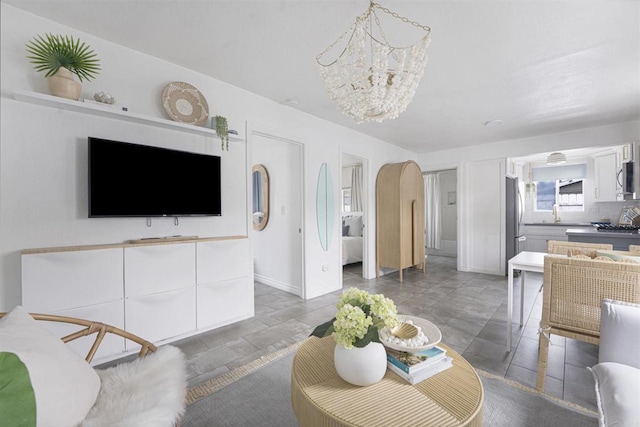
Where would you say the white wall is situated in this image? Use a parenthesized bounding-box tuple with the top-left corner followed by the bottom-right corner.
(0, 4, 417, 309)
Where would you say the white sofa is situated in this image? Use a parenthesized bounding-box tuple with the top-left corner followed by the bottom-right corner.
(590, 299, 640, 427)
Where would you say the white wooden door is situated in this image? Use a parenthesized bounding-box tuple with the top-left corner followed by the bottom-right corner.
(461, 159, 505, 275)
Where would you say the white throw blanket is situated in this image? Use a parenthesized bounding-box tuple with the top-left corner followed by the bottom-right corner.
(80, 345, 187, 427)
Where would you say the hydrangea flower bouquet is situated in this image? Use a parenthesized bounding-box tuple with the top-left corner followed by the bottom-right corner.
(311, 288, 399, 349)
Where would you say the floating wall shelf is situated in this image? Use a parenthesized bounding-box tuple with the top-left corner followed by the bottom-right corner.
(13, 90, 243, 141)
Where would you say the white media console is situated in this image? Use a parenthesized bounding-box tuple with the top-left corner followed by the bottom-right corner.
(21, 236, 253, 364)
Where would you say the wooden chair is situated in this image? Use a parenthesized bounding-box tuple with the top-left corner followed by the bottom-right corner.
(0, 312, 185, 426)
(536, 255, 640, 391)
(547, 240, 613, 257)
(0, 312, 157, 363)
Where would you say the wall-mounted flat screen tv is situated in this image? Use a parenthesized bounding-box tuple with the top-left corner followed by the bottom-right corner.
(89, 137, 221, 217)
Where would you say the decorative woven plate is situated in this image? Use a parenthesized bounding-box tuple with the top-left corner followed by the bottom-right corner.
(379, 315, 442, 353)
(161, 82, 209, 126)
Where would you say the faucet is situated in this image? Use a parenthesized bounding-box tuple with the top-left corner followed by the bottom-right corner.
(552, 204, 561, 223)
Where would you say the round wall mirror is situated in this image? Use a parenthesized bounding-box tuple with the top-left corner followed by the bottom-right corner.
(252, 164, 270, 231)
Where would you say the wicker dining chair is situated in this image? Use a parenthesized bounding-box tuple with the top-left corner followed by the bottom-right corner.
(536, 255, 640, 391)
(547, 240, 613, 258)
(629, 245, 640, 254)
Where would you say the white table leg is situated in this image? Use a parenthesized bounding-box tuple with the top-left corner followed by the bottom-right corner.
(520, 271, 525, 326)
(507, 263, 513, 352)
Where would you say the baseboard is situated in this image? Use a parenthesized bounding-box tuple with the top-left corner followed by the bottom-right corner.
(254, 274, 300, 295)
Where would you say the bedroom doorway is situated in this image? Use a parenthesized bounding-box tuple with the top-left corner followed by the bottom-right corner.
(341, 153, 368, 280)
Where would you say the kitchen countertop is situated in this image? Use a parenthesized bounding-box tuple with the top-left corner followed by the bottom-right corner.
(566, 228, 640, 237)
(566, 227, 640, 250)
(524, 223, 593, 227)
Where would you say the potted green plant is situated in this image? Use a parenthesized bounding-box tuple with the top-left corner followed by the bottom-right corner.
(25, 33, 100, 100)
(311, 287, 398, 386)
(214, 115, 230, 151)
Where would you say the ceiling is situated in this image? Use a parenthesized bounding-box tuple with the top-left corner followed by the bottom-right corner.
(5, 0, 640, 154)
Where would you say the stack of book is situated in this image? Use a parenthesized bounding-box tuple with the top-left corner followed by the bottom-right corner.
(386, 346, 453, 384)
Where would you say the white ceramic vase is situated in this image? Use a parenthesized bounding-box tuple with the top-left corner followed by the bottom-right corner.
(334, 342, 387, 386)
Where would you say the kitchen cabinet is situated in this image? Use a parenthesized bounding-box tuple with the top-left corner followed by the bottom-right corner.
(594, 152, 620, 202)
(522, 225, 568, 252)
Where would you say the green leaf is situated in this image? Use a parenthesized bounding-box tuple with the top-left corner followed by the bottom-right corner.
(353, 326, 380, 348)
(309, 318, 336, 338)
(25, 33, 100, 82)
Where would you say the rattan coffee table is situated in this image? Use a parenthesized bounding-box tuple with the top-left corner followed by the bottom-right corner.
(291, 336, 484, 426)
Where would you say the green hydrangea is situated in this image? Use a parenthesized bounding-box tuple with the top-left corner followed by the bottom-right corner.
(332, 304, 373, 349)
(369, 294, 399, 329)
(330, 288, 398, 348)
(337, 288, 370, 310)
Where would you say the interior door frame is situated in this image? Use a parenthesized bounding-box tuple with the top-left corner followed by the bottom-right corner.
(247, 122, 306, 298)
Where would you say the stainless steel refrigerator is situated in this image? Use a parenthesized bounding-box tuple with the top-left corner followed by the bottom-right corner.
(506, 176, 525, 273)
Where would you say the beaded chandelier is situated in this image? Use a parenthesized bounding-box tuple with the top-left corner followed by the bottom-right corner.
(316, 2, 431, 123)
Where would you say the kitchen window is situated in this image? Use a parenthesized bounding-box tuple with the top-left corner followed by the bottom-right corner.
(532, 164, 586, 212)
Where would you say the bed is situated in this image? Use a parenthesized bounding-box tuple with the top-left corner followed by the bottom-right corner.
(342, 215, 363, 265)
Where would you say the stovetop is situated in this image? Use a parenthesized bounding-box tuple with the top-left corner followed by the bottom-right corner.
(596, 224, 640, 234)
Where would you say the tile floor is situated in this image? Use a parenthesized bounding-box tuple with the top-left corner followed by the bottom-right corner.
(168, 255, 598, 412)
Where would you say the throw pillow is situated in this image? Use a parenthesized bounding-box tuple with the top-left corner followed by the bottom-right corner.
(0, 352, 37, 427)
(598, 299, 640, 369)
(595, 250, 640, 263)
(590, 362, 640, 427)
(0, 306, 101, 426)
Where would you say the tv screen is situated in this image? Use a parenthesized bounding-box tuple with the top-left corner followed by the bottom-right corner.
(88, 137, 221, 217)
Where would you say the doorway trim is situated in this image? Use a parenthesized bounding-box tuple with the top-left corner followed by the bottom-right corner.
(247, 122, 306, 298)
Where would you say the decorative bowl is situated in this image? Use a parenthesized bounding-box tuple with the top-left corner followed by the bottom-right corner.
(379, 315, 442, 353)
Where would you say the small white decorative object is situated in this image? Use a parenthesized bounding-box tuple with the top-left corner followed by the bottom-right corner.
(334, 342, 387, 386)
(94, 91, 116, 104)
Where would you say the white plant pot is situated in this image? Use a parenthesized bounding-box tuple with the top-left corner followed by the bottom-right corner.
(334, 342, 387, 386)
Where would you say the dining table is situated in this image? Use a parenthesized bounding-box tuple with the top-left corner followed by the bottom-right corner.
(506, 251, 546, 352)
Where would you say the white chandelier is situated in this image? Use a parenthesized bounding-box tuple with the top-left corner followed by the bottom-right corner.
(316, 1, 431, 123)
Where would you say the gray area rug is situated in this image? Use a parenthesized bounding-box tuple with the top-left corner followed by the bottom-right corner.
(183, 345, 597, 427)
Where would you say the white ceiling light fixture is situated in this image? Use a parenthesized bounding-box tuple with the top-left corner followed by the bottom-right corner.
(316, 1, 431, 123)
(547, 152, 567, 165)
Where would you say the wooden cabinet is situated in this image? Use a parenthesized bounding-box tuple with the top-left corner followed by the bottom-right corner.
(376, 160, 425, 282)
(21, 236, 252, 364)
